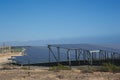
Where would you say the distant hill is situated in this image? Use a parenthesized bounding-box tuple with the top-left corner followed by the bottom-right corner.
(0, 36, 120, 49)
(99, 44, 120, 49)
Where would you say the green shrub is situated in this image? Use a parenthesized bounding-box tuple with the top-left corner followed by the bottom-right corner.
(49, 64, 71, 71)
(77, 65, 94, 73)
(21, 66, 29, 70)
(101, 63, 120, 73)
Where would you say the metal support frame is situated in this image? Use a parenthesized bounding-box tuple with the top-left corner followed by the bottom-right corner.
(48, 45, 58, 65)
(48, 45, 120, 66)
(75, 49, 78, 61)
(57, 47, 60, 64)
(67, 49, 71, 67)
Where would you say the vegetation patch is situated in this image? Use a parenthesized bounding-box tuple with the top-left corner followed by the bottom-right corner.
(11, 47, 23, 52)
(101, 63, 120, 73)
(21, 66, 30, 70)
(49, 64, 71, 71)
(77, 65, 94, 73)
(77, 64, 120, 73)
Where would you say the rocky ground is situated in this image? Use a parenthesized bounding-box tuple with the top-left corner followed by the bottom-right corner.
(0, 67, 120, 80)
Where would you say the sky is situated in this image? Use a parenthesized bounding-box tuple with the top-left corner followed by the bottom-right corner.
(0, 0, 120, 44)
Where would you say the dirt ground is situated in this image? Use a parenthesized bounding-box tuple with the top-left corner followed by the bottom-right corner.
(0, 67, 120, 80)
(0, 52, 22, 65)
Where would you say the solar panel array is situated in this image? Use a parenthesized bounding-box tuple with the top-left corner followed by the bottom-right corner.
(49, 44, 120, 53)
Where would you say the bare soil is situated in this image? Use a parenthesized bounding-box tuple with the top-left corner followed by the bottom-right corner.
(0, 68, 120, 80)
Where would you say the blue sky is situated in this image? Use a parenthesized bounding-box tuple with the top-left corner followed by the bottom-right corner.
(0, 0, 120, 43)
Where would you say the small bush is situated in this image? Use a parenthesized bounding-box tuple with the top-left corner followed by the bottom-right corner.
(49, 64, 71, 71)
(101, 63, 120, 73)
(77, 66, 94, 73)
(21, 66, 29, 70)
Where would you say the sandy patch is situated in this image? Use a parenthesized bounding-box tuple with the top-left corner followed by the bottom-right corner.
(0, 52, 23, 64)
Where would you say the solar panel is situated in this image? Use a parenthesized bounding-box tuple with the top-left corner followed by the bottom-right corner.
(49, 44, 120, 53)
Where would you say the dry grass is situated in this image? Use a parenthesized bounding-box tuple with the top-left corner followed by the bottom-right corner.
(0, 67, 120, 80)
